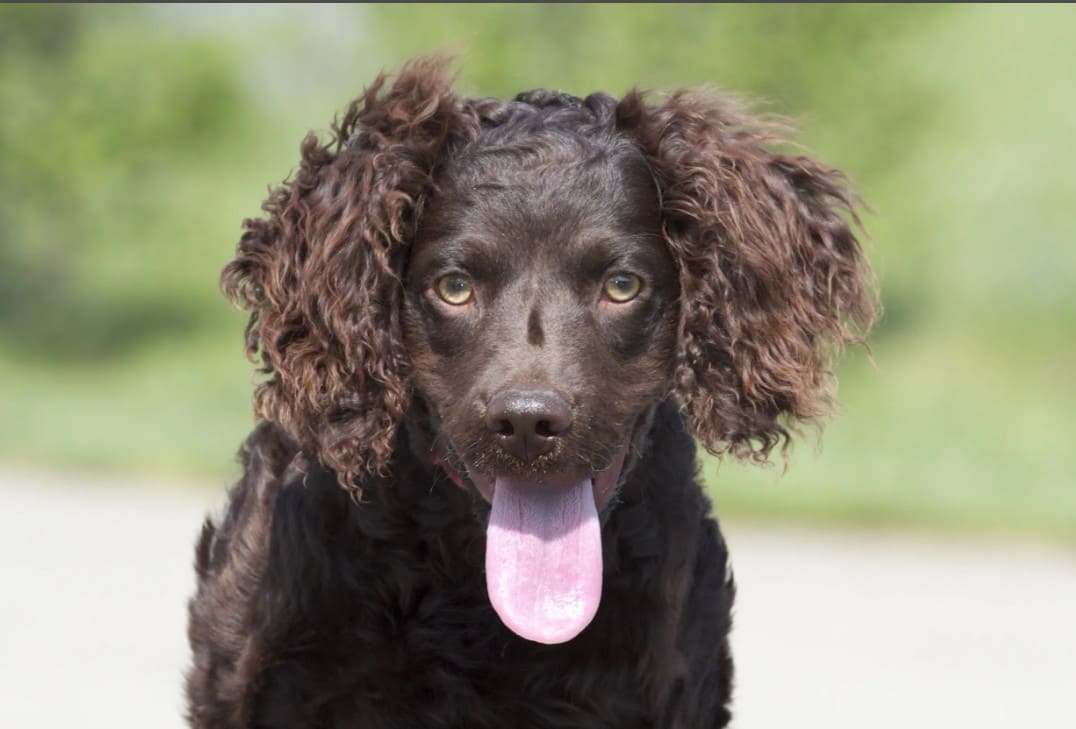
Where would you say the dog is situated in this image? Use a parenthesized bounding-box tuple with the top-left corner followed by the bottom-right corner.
(185, 56, 875, 728)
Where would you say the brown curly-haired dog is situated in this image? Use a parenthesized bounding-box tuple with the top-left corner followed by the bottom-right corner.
(186, 56, 875, 729)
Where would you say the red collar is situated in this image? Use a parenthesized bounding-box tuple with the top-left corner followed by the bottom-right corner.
(430, 452, 468, 492)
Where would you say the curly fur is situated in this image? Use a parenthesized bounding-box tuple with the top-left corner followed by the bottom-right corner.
(617, 90, 874, 460)
(221, 58, 464, 491)
(191, 56, 876, 728)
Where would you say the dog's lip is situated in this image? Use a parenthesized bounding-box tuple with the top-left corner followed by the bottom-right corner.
(464, 446, 627, 511)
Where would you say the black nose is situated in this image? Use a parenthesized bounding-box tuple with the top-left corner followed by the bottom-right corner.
(485, 389, 572, 462)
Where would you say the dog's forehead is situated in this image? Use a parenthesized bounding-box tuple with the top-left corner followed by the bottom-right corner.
(416, 138, 660, 259)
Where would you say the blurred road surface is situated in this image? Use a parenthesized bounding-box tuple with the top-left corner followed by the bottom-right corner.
(1, 469, 1073, 728)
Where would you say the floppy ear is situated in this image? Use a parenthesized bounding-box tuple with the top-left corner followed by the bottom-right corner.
(617, 89, 877, 462)
(221, 57, 463, 493)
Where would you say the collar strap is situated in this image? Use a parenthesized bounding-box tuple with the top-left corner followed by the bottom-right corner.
(430, 452, 468, 492)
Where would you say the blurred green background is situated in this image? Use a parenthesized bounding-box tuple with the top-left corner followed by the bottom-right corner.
(2, 4, 1073, 544)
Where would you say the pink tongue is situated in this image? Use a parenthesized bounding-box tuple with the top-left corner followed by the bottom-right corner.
(485, 476, 602, 644)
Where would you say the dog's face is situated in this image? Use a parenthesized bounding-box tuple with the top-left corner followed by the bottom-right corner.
(403, 136, 678, 512)
(223, 59, 875, 644)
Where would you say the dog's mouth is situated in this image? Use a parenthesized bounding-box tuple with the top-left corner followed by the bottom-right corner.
(432, 446, 627, 645)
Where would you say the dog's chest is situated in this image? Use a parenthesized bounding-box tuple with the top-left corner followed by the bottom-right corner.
(261, 517, 658, 728)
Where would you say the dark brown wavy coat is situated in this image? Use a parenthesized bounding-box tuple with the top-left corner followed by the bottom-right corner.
(186, 57, 875, 729)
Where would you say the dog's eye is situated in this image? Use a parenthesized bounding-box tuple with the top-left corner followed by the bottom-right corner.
(436, 275, 474, 305)
(603, 273, 641, 303)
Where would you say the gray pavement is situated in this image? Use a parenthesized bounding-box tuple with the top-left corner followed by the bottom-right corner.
(1, 469, 1073, 728)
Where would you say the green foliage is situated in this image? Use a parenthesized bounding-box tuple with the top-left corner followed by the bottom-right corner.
(0, 5, 247, 357)
(1, 5, 1073, 542)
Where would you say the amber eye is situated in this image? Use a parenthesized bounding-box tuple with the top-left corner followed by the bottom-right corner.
(603, 273, 641, 303)
(435, 274, 474, 305)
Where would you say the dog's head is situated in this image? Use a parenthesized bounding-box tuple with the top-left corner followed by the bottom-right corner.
(403, 89, 677, 505)
(223, 57, 875, 642)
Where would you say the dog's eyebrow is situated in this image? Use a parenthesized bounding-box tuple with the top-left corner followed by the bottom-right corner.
(415, 235, 508, 281)
(568, 232, 667, 268)
(438, 235, 504, 259)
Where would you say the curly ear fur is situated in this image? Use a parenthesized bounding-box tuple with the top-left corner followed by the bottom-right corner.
(617, 89, 877, 462)
(221, 57, 463, 494)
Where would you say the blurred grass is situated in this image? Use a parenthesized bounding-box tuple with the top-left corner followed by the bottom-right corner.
(1, 5, 1073, 544)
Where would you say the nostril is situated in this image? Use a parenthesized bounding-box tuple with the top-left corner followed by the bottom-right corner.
(494, 419, 514, 437)
(535, 420, 552, 438)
